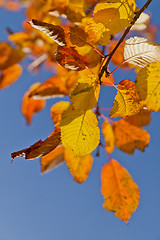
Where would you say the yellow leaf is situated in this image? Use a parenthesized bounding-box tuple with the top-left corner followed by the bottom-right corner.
(135, 62, 160, 111)
(113, 119, 150, 154)
(93, 0, 136, 34)
(51, 101, 70, 127)
(40, 145, 64, 174)
(60, 108, 100, 156)
(101, 159, 140, 223)
(110, 79, 141, 118)
(70, 74, 100, 112)
(82, 17, 111, 45)
(102, 120, 115, 153)
(64, 148, 93, 183)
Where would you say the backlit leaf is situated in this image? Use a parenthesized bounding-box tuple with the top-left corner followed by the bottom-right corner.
(70, 74, 100, 112)
(93, 0, 136, 34)
(0, 64, 22, 89)
(55, 46, 89, 71)
(125, 109, 151, 127)
(51, 101, 70, 127)
(64, 148, 93, 183)
(40, 145, 64, 173)
(60, 108, 100, 156)
(110, 79, 141, 118)
(11, 127, 61, 160)
(102, 120, 115, 153)
(101, 159, 140, 223)
(135, 62, 160, 111)
(21, 83, 46, 124)
(113, 119, 150, 154)
(124, 37, 160, 68)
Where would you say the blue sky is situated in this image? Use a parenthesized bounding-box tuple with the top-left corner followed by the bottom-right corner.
(0, 1, 160, 239)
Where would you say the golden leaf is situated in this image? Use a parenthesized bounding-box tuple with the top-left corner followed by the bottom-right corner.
(102, 120, 115, 153)
(64, 148, 93, 183)
(60, 108, 100, 156)
(110, 79, 141, 118)
(51, 101, 70, 127)
(70, 74, 100, 112)
(113, 119, 150, 154)
(101, 159, 140, 223)
(93, 0, 136, 34)
(135, 62, 160, 111)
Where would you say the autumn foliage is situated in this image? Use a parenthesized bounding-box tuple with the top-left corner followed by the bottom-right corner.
(1, 0, 158, 223)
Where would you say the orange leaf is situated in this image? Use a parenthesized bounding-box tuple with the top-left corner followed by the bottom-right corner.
(21, 83, 46, 124)
(112, 119, 150, 154)
(0, 42, 11, 65)
(55, 46, 89, 71)
(101, 159, 140, 223)
(29, 76, 69, 99)
(51, 101, 70, 127)
(40, 145, 64, 173)
(0, 64, 22, 89)
(11, 127, 61, 160)
(64, 148, 93, 183)
(125, 109, 151, 127)
(102, 120, 115, 153)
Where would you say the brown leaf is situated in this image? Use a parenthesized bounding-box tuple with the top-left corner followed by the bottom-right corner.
(55, 46, 89, 71)
(11, 127, 61, 160)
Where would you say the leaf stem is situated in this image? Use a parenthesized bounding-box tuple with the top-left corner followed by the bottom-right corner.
(98, 0, 153, 82)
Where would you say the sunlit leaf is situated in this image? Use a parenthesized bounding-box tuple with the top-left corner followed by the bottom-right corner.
(60, 108, 100, 156)
(110, 79, 141, 118)
(55, 46, 89, 71)
(102, 120, 115, 153)
(131, 12, 150, 31)
(112, 119, 150, 154)
(21, 83, 46, 124)
(64, 148, 93, 183)
(93, 0, 136, 34)
(40, 145, 64, 173)
(70, 74, 100, 112)
(0, 64, 22, 89)
(135, 62, 160, 111)
(125, 109, 151, 127)
(101, 159, 140, 223)
(124, 37, 160, 68)
(51, 101, 70, 127)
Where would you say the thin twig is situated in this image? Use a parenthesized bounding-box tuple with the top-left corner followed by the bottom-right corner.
(98, 0, 153, 81)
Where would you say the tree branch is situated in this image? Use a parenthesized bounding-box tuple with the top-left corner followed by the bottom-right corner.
(98, 0, 153, 81)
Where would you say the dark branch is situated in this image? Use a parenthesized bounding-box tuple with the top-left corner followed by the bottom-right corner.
(98, 0, 153, 81)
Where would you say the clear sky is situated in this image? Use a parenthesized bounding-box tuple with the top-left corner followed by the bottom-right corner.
(0, 1, 160, 240)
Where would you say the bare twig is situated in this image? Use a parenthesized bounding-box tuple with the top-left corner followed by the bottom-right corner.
(98, 0, 153, 81)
